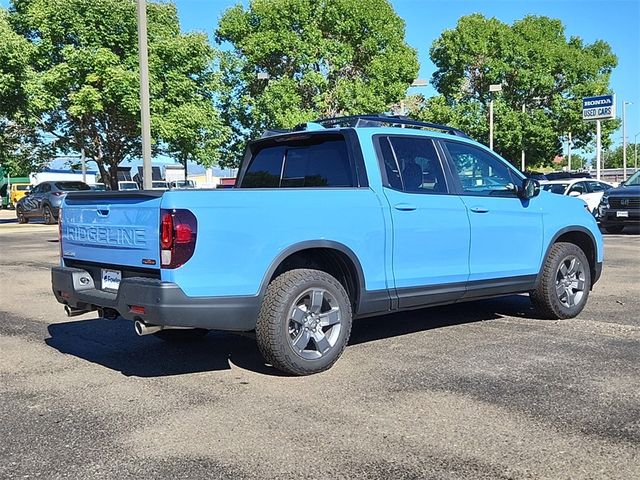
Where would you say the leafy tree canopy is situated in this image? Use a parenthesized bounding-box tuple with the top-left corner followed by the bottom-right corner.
(412, 14, 618, 168)
(8, 0, 228, 188)
(215, 0, 419, 167)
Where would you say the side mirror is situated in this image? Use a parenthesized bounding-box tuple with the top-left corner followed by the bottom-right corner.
(24, 190, 31, 196)
(568, 190, 581, 197)
(519, 178, 540, 200)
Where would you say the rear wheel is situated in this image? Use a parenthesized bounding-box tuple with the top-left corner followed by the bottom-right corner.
(17, 208, 28, 224)
(43, 205, 57, 225)
(153, 328, 208, 342)
(603, 225, 624, 234)
(256, 269, 352, 376)
(530, 242, 591, 319)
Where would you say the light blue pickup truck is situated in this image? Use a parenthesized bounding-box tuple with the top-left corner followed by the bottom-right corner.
(52, 115, 603, 375)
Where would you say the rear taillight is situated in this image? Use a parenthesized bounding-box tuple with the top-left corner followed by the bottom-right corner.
(159, 209, 197, 269)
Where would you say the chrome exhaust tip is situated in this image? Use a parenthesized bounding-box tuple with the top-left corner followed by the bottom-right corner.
(64, 305, 90, 317)
(134, 320, 163, 336)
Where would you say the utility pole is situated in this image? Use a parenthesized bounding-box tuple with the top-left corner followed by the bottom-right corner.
(489, 84, 502, 150)
(136, 0, 152, 190)
(622, 101, 632, 180)
(596, 120, 602, 180)
(568, 132, 572, 171)
(521, 103, 525, 171)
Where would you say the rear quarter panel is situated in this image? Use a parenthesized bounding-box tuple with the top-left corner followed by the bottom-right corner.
(160, 188, 388, 297)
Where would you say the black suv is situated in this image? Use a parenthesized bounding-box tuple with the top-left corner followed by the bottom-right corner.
(598, 170, 640, 233)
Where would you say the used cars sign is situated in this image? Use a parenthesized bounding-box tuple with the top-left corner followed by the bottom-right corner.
(583, 94, 616, 121)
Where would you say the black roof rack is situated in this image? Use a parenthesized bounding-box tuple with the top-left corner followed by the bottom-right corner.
(313, 114, 470, 138)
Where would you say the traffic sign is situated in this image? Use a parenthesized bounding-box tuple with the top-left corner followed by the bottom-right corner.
(582, 94, 616, 121)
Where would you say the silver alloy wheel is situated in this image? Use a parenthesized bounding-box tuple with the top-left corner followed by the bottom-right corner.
(43, 206, 52, 223)
(287, 287, 342, 360)
(555, 255, 586, 308)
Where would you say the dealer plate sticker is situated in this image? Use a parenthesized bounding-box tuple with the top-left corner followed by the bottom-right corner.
(617, 211, 629, 218)
(101, 269, 121, 291)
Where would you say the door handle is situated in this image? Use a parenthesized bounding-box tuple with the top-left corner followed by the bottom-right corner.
(470, 206, 489, 213)
(394, 203, 417, 211)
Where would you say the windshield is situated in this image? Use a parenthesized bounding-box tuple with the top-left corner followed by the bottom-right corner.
(542, 183, 569, 195)
(15, 185, 31, 191)
(55, 182, 91, 191)
(120, 183, 139, 190)
(625, 170, 640, 186)
(152, 182, 168, 188)
(90, 184, 107, 191)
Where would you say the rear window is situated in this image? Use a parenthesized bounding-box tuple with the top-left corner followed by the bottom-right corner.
(16, 185, 30, 191)
(55, 182, 91, 191)
(240, 136, 354, 188)
(542, 183, 568, 194)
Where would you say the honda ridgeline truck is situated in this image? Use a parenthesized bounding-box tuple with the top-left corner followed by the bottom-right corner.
(52, 116, 603, 375)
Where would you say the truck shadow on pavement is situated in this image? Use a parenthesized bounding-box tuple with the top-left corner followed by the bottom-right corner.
(46, 294, 539, 377)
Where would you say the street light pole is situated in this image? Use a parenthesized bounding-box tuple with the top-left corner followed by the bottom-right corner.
(489, 84, 502, 150)
(136, 0, 152, 190)
(634, 131, 640, 170)
(622, 101, 632, 180)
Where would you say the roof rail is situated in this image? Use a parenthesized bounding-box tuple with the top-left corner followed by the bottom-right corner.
(313, 114, 469, 138)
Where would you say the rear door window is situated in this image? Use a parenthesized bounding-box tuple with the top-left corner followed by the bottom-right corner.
(376, 136, 448, 193)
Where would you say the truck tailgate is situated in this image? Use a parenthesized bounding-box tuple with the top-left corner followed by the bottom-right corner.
(61, 191, 162, 269)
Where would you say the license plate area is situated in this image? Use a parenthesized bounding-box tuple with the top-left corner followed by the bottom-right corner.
(616, 211, 629, 218)
(101, 269, 122, 291)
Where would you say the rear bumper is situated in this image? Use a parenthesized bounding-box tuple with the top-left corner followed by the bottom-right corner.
(51, 266, 260, 331)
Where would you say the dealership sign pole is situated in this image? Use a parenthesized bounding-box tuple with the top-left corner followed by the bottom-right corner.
(583, 94, 615, 180)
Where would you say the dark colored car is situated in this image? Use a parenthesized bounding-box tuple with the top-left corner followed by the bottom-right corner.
(545, 171, 592, 181)
(598, 170, 640, 233)
(524, 171, 549, 181)
(16, 180, 91, 224)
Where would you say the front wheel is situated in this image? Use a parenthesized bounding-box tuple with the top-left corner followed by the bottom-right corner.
(530, 242, 591, 319)
(256, 269, 352, 376)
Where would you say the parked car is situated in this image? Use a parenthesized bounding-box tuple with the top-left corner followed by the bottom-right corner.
(169, 179, 196, 189)
(545, 171, 592, 181)
(151, 181, 169, 190)
(16, 181, 90, 224)
(598, 169, 640, 233)
(51, 115, 603, 375)
(541, 179, 614, 216)
(524, 171, 548, 181)
(9, 183, 32, 208)
(118, 181, 139, 191)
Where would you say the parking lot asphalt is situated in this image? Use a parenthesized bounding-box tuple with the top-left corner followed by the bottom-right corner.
(1, 208, 639, 480)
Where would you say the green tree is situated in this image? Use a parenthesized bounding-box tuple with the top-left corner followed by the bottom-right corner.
(215, 0, 419, 167)
(602, 144, 639, 169)
(413, 14, 618, 168)
(0, 8, 52, 176)
(9, 0, 228, 188)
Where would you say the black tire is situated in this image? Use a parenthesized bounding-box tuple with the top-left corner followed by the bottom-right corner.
(256, 269, 352, 376)
(17, 208, 29, 224)
(530, 242, 591, 320)
(43, 205, 57, 225)
(153, 328, 208, 342)
(603, 225, 624, 234)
